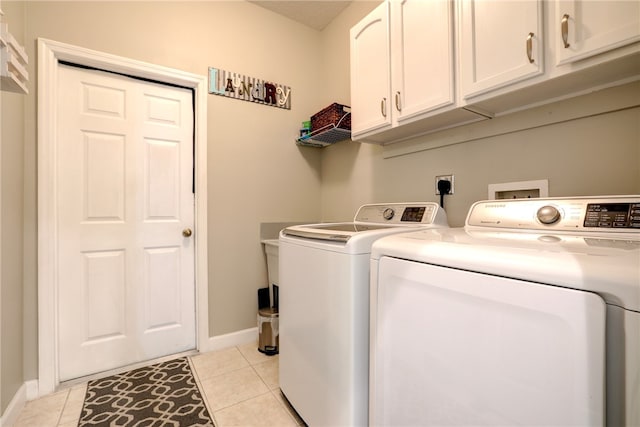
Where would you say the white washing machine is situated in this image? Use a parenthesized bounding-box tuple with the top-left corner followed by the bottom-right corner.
(279, 202, 449, 426)
(370, 196, 640, 426)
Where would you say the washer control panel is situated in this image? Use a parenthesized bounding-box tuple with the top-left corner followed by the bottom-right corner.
(354, 202, 447, 226)
(584, 202, 640, 229)
(467, 196, 640, 232)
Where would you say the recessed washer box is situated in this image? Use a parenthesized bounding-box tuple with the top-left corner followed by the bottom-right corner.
(488, 179, 549, 200)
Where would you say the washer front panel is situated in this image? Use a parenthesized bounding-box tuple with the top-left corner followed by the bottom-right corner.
(371, 256, 606, 426)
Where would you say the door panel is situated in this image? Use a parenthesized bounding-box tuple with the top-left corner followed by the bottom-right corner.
(84, 132, 126, 221)
(57, 64, 195, 381)
(83, 250, 126, 341)
(144, 139, 180, 219)
(144, 246, 181, 330)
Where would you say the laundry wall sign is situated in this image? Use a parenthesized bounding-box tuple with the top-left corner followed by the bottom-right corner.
(208, 67, 291, 110)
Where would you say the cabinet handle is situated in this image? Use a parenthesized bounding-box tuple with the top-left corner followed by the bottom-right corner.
(561, 14, 570, 48)
(395, 91, 401, 111)
(381, 98, 387, 118)
(526, 32, 534, 63)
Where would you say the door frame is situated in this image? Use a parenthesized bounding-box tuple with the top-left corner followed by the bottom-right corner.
(37, 38, 209, 395)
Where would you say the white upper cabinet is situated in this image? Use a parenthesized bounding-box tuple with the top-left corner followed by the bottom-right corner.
(350, 2, 392, 137)
(350, 0, 484, 143)
(458, 0, 544, 100)
(391, 0, 455, 123)
(554, 0, 640, 65)
(349, 0, 639, 145)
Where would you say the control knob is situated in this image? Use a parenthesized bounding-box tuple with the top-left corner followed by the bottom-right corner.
(537, 205, 561, 225)
(383, 208, 395, 220)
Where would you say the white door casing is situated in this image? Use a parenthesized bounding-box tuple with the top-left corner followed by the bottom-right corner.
(56, 65, 195, 381)
(38, 39, 208, 394)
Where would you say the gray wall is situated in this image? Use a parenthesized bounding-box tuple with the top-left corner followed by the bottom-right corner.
(1, 0, 26, 413)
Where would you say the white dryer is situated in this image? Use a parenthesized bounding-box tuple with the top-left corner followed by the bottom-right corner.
(279, 202, 448, 427)
(370, 196, 639, 426)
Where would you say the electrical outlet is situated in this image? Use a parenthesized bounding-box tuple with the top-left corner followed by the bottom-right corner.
(435, 175, 454, 195)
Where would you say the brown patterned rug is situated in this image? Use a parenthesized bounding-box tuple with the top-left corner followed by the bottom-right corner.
(79, 357, 214, 426)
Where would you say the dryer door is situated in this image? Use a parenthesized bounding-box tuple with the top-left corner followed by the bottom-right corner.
(370, 256, 606, 426)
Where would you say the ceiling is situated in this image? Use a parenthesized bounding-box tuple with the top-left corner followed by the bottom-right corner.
(248, 1, 353, 31)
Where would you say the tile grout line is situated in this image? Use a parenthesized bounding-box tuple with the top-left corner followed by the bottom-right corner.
(208, 344, 299, 425)
(206, 345, 273, 415)
(192, 346, 262, 417)
(55, 389, 71, 427)
(269, 388, 303, 426)
(187, 356, 218, 426)
(239, 346, 302, 426)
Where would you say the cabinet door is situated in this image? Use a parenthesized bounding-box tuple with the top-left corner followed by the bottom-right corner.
(555, 0, 640, 65)
(392, 0, 454, 123)
(459, 0, 544, 99)
(350, 2, 391, 137)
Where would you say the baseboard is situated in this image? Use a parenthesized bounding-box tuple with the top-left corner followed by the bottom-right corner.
(201, 327, 258, 353)
(25, 380, 39, 400)
(0, 382, 27, 427)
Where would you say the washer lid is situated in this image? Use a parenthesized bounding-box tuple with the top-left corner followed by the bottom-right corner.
(282, 202, 449, 243)
(282, 223, 398, 242)
(372, 227, 640, 312)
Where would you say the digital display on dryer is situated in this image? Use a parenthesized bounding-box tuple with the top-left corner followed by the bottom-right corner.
(401, 207, 426, 222)
(584, 203, 640, 229)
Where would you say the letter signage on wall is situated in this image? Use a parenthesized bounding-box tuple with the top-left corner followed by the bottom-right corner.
(208, 67, 291, 110)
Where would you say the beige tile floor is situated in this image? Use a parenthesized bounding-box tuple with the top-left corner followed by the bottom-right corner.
(13, 341, 306, 426)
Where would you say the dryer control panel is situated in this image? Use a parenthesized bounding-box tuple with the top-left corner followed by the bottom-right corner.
(466, 196, 640, 232)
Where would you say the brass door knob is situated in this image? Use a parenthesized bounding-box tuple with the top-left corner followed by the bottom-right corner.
(182, 228, 193, 237)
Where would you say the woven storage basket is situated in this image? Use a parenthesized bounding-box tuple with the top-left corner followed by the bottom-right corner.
(311, 103, 351, 132)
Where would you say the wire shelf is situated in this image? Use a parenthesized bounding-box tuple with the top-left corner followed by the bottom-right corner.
(296, 112, 351, 148)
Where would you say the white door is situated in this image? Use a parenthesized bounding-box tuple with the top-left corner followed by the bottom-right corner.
(56, 64, 196, 381)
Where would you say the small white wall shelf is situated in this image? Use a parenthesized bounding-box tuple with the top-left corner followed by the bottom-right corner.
(1, 22, 29, 94)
